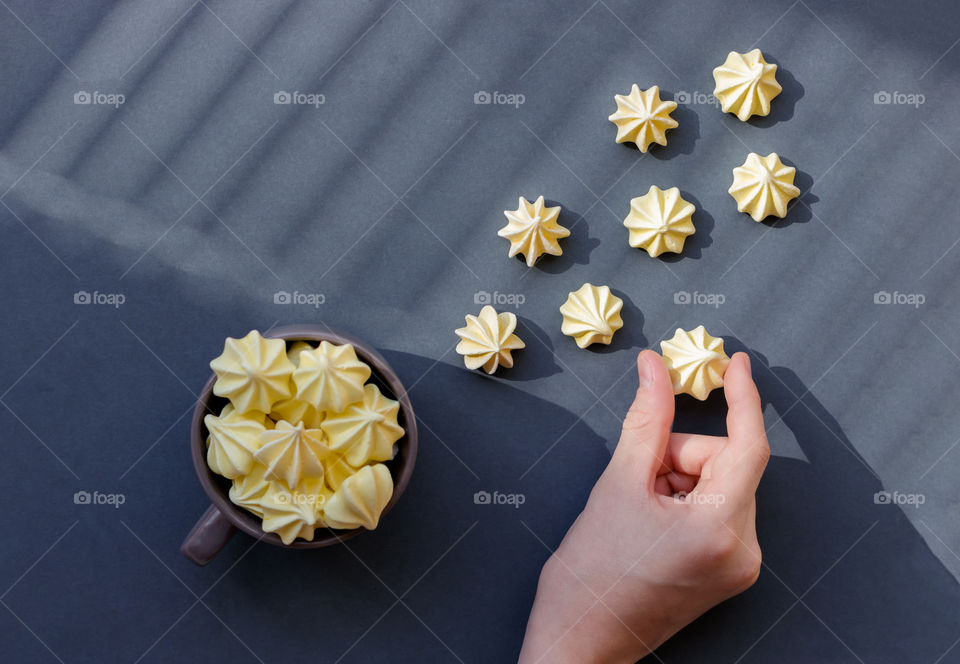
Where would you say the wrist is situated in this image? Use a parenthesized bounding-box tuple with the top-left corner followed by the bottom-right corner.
(520, 556, 661, 664)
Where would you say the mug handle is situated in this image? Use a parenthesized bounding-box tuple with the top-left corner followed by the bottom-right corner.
(181, 504, 237, 565)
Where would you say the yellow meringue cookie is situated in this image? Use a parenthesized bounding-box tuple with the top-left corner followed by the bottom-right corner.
(204, 404, 268, 479)
(559, 284, 624, 349)
(713, 49, 781, 121)
(286, 340, 314, 366)
(259, 482, 319, 544)
(228, 463, 271, 518)
(321, 384, 403, 467)
(292, 341, 371, 414)
(660, 326, 730, 401)
(209, 330, 294, 414)
(269, 395, 321, 428)
(253, 420, 331, 489)
(729, 152, 800, 221)
(608, 84, 678, 152)
(324, 453, 361, 491)
(322, 464, 394, 530)
(498, 196, 569, 267)
(623, 186, 696, 257)
(455, 305, 525, 374)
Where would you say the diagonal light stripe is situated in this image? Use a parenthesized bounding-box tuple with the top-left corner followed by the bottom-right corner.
(520, 0, 600, 80)
(318, 0, 401, 82)
(398, 0, 479, 79)
(198, 0, 280, 79)
(1, 120, 80, 200)
(120, 1, 202, 79)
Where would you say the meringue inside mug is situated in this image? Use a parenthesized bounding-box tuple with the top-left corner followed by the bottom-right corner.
(181, 325, 417, 565)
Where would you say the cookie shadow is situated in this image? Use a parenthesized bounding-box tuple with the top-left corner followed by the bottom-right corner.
(759, 160, 817, 228)
(660, 190, 715, 262)
(749, 56, 804, 127)
(585, 287, 646, 354)
(529, 202, 600, 273)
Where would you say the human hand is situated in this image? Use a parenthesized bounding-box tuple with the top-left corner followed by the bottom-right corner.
(519, 350, 769, 663)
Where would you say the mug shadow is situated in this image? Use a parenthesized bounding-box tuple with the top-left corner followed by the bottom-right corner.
(207, 350, 612, 662)
(663, 341, 960, 662)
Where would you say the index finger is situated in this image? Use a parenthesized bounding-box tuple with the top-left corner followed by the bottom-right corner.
(711, 352, 769, 500)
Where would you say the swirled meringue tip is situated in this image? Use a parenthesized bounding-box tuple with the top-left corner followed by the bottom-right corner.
(659, 326, 730, 401)
(228, 462, 271, 518)
(253, 419, 331, 490)
(455, 305, 525, 374)
(624, 186, 696, 257)
(499, 196, 569, 267)
(260, 481, 320, 544)
(608, 84, 678, 152)
(286, 340, 315, 366)
(322, 464, 394, 531)
(713, 49, 781, 122)
(210, 330, 294, 414)
(292, 341, 371, 413)
(322, 383, 403, 467)
(729, 152, 800, 221)
(559, 283, 624, 348)
(205, 405, 268, 480)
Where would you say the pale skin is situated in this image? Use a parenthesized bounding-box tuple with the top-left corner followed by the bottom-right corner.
(519, 350, 770, 663)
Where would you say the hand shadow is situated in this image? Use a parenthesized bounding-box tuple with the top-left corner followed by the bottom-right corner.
(660, 341, 960, 663)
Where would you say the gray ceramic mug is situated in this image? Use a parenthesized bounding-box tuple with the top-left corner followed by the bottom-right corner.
(180, 325, 418, 565)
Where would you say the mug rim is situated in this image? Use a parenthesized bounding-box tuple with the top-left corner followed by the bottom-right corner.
(190, 325, 418, 549)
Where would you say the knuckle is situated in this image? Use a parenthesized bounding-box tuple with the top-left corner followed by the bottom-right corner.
(754, 439, 771, 467)
(732, 545, 763, 591)
(621, 406, 668, 438)
(698, 525, 741, 563)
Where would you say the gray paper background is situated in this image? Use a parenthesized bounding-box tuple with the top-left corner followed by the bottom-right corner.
(2, 1, 959, 662)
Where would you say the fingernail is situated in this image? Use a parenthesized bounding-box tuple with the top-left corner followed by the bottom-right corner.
(742, 353, 752, 374)
(638, 353, 653, 387)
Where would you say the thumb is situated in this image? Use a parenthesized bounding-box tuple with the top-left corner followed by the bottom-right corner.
(614, 350, 676, 487)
